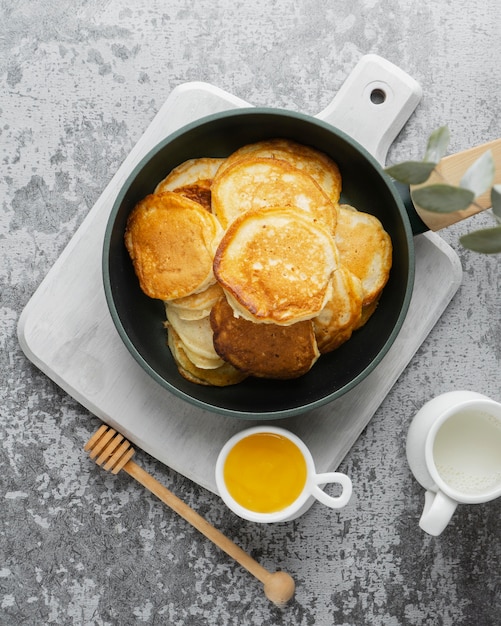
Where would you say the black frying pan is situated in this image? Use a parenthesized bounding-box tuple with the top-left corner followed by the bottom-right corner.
(103, 108, 419, 419)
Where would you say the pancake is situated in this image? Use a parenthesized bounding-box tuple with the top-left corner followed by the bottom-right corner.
(167, 326, 247, 386)
(213, 206, 339, 325)
(169, 182, 212, 211)
(353, 298, 380, 330)
(216, 138, 342, 203)
(167, 282, 224, 321)
(334, 205, 392, 306)
(210, 296, 319, 379)
(155, 157, 224, 190)
(155, 157, 224, 211)
(211, 157, 337, 232)
(165, 306, 224, 369)
(313, 266, 364, 353)
(125, 191, 223, 300)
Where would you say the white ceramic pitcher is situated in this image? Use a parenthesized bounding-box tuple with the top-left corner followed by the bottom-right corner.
(406, 391, 501, 536)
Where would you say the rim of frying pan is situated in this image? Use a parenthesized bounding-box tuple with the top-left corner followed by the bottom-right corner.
(103, 108, 415, 419)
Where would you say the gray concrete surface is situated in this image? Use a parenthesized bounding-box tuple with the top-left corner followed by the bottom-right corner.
(1, 1, 500, 624)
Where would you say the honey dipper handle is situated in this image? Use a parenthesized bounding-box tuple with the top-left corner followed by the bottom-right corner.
(123, 460, 275, 586)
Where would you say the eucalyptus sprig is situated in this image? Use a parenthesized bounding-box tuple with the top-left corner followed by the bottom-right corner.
(385, 126, 501, 254)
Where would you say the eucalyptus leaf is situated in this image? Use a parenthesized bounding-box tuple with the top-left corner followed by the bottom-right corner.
(491, 185, 501, 222)
(385, 160, 436, 185)
(459, 150, 495, 196)
(423, 126, 450, 163)
(411, 184, 475, 213)
(460, 225, 501, 254)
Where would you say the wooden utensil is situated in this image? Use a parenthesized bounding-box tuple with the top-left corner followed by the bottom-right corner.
(84, 424, 295, 606)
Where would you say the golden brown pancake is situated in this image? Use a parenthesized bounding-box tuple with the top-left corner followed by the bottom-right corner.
(213, 205, 339, 325)
(217, 138, 342, 203)
(210, 297, 319, 379)
(353, 298, 380, 330)
(165, 306, 224, 369)
(155, 158, 224, 211)
(313, 266, 364, 353)
(211, 157, 337, 232)
(167, 282, 224, 321)
(334, 205, 392, 306)
(125, 191, 223, 300)
(155, 157, 224, 190)
(167, 326, 247, 386)
(171, 182, 212, 211)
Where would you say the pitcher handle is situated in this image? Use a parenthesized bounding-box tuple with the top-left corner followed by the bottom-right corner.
(419, 489, 458, 536)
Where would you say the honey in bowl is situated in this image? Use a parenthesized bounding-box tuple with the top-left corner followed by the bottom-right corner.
(223, 432, 307, 513)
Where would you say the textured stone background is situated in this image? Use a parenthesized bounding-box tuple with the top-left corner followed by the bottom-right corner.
(1, 1, 500, 624)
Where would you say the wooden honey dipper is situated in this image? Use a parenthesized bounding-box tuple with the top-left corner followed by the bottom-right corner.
(84, 424, 295, 606)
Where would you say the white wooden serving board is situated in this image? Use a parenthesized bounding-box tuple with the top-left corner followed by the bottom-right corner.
(18, 56, 462, 495)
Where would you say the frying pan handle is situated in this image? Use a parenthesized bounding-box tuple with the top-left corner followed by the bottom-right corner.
(316, 54, 422, 165)
(410, 137, 501, 232)
(395, 136, 501, 234)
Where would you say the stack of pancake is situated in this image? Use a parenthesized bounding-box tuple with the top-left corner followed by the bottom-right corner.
(124, 138, 392, 386)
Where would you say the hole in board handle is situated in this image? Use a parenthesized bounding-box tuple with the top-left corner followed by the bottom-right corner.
(370, 88, 386, 104)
